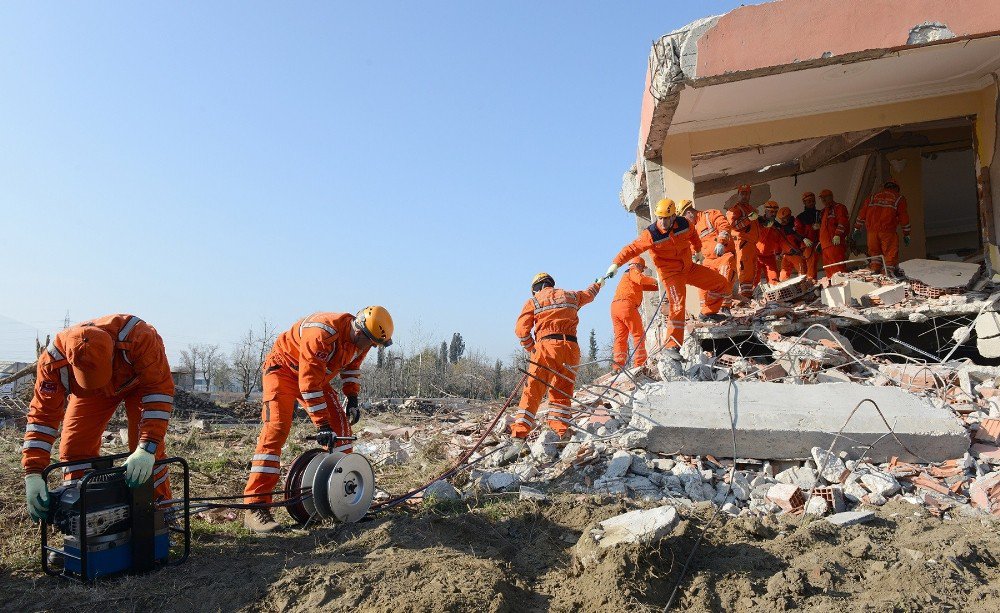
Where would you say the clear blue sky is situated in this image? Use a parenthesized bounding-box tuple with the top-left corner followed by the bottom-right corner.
(0, 1, 745, 364)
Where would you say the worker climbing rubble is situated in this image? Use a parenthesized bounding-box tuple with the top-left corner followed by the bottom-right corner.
(500, 273, 603, 466)
(610, 256, 659, 371)
(854, 177, 911, 275)
(756, 200, 783, 286)
(775, 206, 812, 281)
(795, 192, 821, 279)
(819, 188, 850, 275)
(725, 184, 761, 299)
(242, 307, 393, 533)
(22, 314, 176, 521)
(679, 199, 736, 308)
(607, 198, 729, 362)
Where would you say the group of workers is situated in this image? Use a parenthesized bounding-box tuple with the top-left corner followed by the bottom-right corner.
(21, 179, 911, 534)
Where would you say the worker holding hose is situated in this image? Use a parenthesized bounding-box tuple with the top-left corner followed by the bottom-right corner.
(500, 273, 602, 465)
(242, 307, 393, 533)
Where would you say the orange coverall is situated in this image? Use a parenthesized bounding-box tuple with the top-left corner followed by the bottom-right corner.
(820, 201, 850, 275)
(610, 263, 659, 370)
(22, 314, 175, 501)
(692, 209, 736, 306)
(726, 202, 760, 298)
(244, 312, 368, 503)
(855, 189, 910, 271)
(512, 283, 601, 438)
(614, 217, 729, 349)
(794, 209, 821, 279)
(775, 220, 807, 281)
(756, 219, 783, 285)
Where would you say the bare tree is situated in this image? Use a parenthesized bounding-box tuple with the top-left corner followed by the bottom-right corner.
(230, 320, 277, 398)
(179, 345, 200, 389)
(196, 344, 223, 392)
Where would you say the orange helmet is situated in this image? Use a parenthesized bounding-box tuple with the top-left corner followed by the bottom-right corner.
(801, 191, 815, 202)
(764, 200, 779, 212)
(737, 184, 752, 194)
(629, 256, 646, 268)
(777, 207, 792, 223)
(819, 188, 833, 198)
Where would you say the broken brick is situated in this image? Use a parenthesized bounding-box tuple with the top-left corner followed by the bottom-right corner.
(974, 418, 1000, 444)
(757, 362, 788, 381)
(766, 483, 805, 512)
(969, 472, 1000, 515)
(907, 474, 951, 496)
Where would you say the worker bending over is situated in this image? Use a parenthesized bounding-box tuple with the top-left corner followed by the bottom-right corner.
(679, 199, 736, 308)
(725, 185, 761, 299)
(853, 177, 910, 275)
(501, 273, 602, 465)
(610, 257, 658, 371)
(796, 192, 821, 279)
(775, 207, 812, 281)
(23, 314, 175, 522)
(242, 307, 393, 533)
(819, 189, 850, 275)
(607, 198, 729, 361)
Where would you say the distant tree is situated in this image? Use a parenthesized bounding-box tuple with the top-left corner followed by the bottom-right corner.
(197, 344, 223, 392)
(377, 344, 386, 368)
(179, 345, 200, 388)
(449, 333, 465, 364)
(492, 359, 503, 399)
(231, 320, 275, 398)
(588, 329, 598, 363)
(439, 341, 448, 371)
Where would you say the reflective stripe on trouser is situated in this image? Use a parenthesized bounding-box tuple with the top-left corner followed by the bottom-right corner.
(866, 230, 900, 269)
(779, 254, 803, 281)
(511, 340, 580, 438)
(757, 254, 779, 285)
(735, 240, 759, 297)
(657, 264, 728, 349)
(243, 366, 352, 504)
(821, 243, 847, 276)
(611, 301, 648, 369)
(701, 253, 735, 309)
(60, 393, 171, 501)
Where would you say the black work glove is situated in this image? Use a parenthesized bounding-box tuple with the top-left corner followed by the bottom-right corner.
(346, 395, 361, 425)
(315, 426, 334, 449)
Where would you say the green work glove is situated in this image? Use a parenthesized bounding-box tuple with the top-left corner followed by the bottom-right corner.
(713, 243, 725, 257)
(802, 238, 814, 248)
(832, 235, 841, 246)
(903, 235, 911, 247)
(124, 447, 155, 487)
(25, 474, 49, 522)
(605, 263, 619, 279)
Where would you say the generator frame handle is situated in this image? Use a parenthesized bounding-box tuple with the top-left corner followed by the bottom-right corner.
(40, 453, 190, 581)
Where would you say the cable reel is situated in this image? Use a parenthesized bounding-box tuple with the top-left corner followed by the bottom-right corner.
(284, 448, 375, 524)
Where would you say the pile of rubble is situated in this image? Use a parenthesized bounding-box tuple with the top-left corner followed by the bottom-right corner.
(367, 397, 445, 416)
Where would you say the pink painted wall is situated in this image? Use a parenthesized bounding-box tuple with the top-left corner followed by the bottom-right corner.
(697, 0, 1000, 77)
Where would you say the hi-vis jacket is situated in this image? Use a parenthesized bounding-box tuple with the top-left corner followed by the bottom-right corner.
(515, 284, 601, 352)
(855, 189, 911, 235)
(22, 314, 174, 474)
(267, 313, 368, 419)
(613, 217, 702, 276)
(692, 209, 733, 258)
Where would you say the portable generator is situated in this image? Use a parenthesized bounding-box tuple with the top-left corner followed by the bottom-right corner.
(41, 453, 190, 581)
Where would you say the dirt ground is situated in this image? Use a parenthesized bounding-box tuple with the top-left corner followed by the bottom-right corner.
(2, 419, 999, 612)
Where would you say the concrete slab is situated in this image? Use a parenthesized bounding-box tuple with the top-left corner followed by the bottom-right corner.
(899, 258, 979, 289)
(630, 381, 969, 462)
(826, 510, 875, 526)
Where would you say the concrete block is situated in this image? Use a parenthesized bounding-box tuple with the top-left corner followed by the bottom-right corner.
(603, 450, 634, 479)
(651, 458, 675, 472)
(812, 447, 849, 483)
(424, 480, 460, 501)
(479, 471, 520, 493)
(766, 483, 805, 512)
(776, 466, 818, 490)
(630, 381, 968, 462)
(805, 496, 830, 516)
(596, 505, 678, 548)
(860, 471, 900, 497)
(530, 430, 560, 459)
(866, 283, 907, 306)
(826, 510, 876, 526)
(625, 476, 662, 499)
(519, 486, 549, 502)
(629, 454, 652, 476)
(821, 284, 849, 307)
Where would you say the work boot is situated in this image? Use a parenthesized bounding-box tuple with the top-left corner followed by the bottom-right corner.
(497, 439, 526, 467)
(244, 508, 282, 534)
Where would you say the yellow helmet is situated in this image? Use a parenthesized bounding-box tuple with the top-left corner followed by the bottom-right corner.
(355, 305, 394, 347)
(531, 272, 554, 293)
(677, 199, 694, 216)
(654, 198, 676, 218)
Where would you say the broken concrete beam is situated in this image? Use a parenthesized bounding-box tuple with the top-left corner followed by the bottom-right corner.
(630, 381, 969, 462)
(865, 283, 907, 307)
(899, 258, 980, 289)
(821, 284, 849, 308)
(825, 510, 875, 526)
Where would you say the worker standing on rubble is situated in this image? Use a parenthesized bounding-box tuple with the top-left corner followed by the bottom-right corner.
(775, 207, 812, 281)
(501, 274, 602, 465)
(242, 307, 393, 533)
(796, 192, 821, 279)
(610, 257, 659, 371)
(756, 201, 783, 286)
(679, 199, 736, 308)
(605, 198, 729, 361)
(22, 314, 175, 521)
(819, 188, 850, 275)
(853, 178, 911, 274)
(725, 184, 761, 299)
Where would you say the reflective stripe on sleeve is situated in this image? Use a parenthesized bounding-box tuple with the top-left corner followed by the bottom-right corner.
(153, 473, 169, 488)
(142, 410, 171, 420)
(23, 440, 53, 452)
(26, 424, 58, 437)
(59, 367, 70, 393)
(141, 394, 173, 404)
(533, 302, 579, 314)
(301, 391, 324, 400)
(250, 466, 281, 474)
(118, 316, 142, 341)
(306, 402, 328, 413)
(340, 377, 361, 384)
(301, 321, 337, 336)
(253, 453, 281, 462)
(46, 343, 65, 361)
(153, 464, 168, 476)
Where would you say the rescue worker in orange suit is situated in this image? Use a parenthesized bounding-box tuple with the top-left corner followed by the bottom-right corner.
(725, 184, 761, 299)
(242, 307, 393, 532)
(775, 207, 813, 281)
(819, 188, 851, 276)
(756, 201, 783, 286)
(23, 315, 175, 522)
(853, 177, 910, 274)
(610, 257, 659, 371)
(606, 198, 729, 361)
(795, 192, 821, 279)
(500, 273, 602, 465)
(679, 199, 736, 308)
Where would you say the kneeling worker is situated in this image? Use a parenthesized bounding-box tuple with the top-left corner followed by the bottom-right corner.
(501, 273, 602, 465)
(242, 307, 393, 533)
(24, 314, 175, 522)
